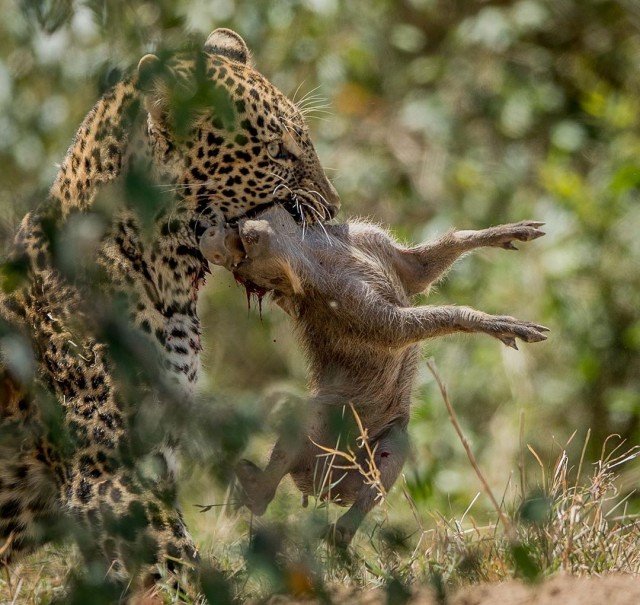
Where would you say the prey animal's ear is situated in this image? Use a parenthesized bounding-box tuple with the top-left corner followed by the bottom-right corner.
(204, 28, 251, 65)
(278, 260, 304, 296)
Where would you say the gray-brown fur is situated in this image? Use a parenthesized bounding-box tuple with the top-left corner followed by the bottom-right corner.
(200, 206, 548, 546)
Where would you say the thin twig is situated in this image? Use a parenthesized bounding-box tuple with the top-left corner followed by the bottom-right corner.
(426, 358, 514, 538)
(574, 429, 591, 503)
(519, 409, 526, 500)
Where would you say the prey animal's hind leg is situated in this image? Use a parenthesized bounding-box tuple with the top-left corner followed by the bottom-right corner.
(236, 402, 332, 516)
(235, 446, 291, 516)
(236, 428, 312, 516)
(326, 424, 409, 548)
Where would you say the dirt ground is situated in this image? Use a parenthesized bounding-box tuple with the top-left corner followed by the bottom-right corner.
(266, 574, 640, 605)
(447, 574, 640, 605)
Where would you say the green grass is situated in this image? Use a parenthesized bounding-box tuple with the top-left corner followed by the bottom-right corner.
(4, 372, 640, 604)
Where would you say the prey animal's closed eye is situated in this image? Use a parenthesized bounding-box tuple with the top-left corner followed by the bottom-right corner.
(200, 206, 548, 546)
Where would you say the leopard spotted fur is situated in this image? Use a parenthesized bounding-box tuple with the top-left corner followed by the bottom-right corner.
(0, 28, 338, 582)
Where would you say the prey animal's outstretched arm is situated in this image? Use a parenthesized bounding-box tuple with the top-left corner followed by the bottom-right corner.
(321, 277, 548, 350)
(199, 217, 548, 350)
(391, 221, 545, 295)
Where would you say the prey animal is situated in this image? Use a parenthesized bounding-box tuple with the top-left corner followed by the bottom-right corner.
(199, 206, 548, 546)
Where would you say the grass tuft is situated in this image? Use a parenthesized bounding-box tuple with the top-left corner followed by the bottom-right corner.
(3, 368, 640, 604)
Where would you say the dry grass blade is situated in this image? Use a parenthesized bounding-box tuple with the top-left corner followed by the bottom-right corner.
(527, 444, 546, 492)
(426, 358, 514, 537)
(309, 401, 387, 504)
(0, 533, 14, 558)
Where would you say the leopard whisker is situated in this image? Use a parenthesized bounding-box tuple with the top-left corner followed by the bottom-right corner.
(155, 181, 220, 194)
(273, 183, 294, 198)
(302, 202, 331, 243)
(297, 90, 325, 104)
(281, 116, 305, 133)
(298, 104, 332, 113)
(298, 102, 332, 115)
(154, 181, 214, 189)
(305, 189, 334, 220)
(297, 95, 327, 110)
(295, 85, 323, 106)
(290, 80, 307, 104)
(305, 189, 330, 209)
(192, 204, 223, 239)
(296, 196, 308, 240)
(299, 114, 332, 123)
(299, 111, 332, 119)
(267, 171, 290, 185)
(281, 119, 293, 136)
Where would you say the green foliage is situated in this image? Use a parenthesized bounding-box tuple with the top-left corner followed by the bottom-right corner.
(0, 255, 29, 293)
(518, 491, 552, 526)
(199, 565, 236, 605)
(510, 542, 542, 583)
(124, 160, 172, 233)
(18, 0, 73, 34)
(1, 0, 640, 602)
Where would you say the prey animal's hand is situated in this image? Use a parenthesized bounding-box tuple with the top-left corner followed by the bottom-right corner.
(480, 220, 546, 250)
(476, 315, 549, 349)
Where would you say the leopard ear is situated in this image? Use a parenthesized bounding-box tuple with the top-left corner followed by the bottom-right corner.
(204, 28, 251, 65)
(136, 53, 171, 120)
(137, 54, 161, 90)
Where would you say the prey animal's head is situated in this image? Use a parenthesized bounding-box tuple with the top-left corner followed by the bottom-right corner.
(199, 205, 305, 297)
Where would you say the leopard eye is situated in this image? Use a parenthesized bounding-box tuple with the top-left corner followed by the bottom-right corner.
(266, 140, 292, 161)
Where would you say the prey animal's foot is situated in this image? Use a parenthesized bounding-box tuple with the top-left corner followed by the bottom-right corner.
(486, 220, 545, 250)
(235, 459, 275, 516)
(481, 316, 549, 349)
(322, 522, 355, 550)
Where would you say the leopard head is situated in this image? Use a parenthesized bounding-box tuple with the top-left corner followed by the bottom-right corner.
(137, 28, 340, 240)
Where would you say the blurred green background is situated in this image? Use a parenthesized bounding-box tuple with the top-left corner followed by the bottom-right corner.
(1, 0, 639, 557)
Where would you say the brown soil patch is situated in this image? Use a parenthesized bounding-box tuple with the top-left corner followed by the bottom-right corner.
(266, 574, 640, 605)
(448, 574, 640, 605)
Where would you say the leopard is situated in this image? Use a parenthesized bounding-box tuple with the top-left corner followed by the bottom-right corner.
(0, 28, 339, 587)
(199, 205, 548, 547)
